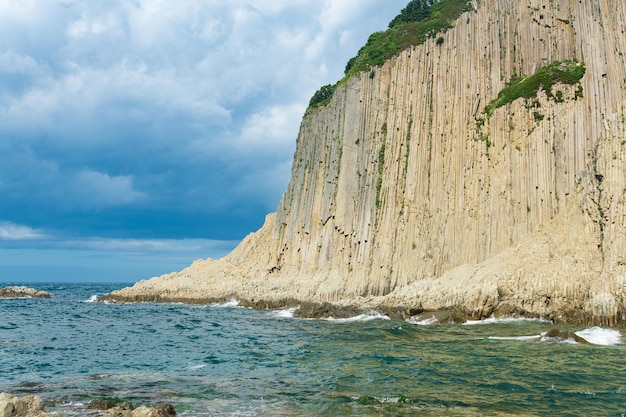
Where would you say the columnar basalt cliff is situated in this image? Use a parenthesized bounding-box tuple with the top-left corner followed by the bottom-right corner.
(106, 0, 626, 325)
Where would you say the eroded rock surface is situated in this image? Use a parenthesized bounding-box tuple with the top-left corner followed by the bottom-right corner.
(0, 394, 52, 417)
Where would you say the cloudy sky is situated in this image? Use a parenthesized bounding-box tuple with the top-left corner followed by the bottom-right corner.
(0, 0, 405, 283)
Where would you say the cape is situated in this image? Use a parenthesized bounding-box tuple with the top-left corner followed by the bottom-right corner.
(105, 0, 626, 325)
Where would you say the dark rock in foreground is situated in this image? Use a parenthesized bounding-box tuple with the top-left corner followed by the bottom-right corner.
(543, 328, 590, 344)
(0, 286, 51, 299)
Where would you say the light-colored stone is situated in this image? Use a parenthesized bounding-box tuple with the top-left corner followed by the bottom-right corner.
(0, 286, 51, 299)
(106, 0, 626, 325)
(103, 405, 175, 417)
(0, 394, 51, 417)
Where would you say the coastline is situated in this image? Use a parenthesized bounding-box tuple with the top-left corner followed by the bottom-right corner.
(104, 0, 626, 327)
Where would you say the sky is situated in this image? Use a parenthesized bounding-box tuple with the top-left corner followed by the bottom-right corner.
(0, 0, 406, 283)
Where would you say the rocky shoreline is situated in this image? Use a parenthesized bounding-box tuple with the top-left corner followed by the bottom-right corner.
(0, 286, 51, 299)
(0, 393, 176, 417)
(99, 289, 598, 325)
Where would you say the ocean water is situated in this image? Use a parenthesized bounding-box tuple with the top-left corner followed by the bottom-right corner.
(0, 283, 624, 417)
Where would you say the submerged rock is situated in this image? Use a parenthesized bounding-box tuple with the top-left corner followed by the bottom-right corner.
(543, 328, 590, 344)
(0, 286, 51, 299)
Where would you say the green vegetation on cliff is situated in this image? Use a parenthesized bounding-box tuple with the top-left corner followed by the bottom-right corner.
(344, 0, 472, 78)
(308, 84, 337, 108)
(484, 59, 586, 117)
(307, 0, 473, 110)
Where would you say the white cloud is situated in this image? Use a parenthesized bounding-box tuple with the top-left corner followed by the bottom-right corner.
(238, 103, 306, 151)
(0, 0, 403, 245)
(70, 170, 146, 208)
(67, 13, 123, 39)
(0, 222, 45, 240)
(0, 50, 42, 74)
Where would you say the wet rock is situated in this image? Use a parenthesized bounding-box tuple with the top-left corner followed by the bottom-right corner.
(87, 400, 122, 411)
(0, 393, 54, 417)
(293, 302, 365, 319)
(102, 404, 175, 417)
(148, 404, 175, 417)
(544, 328, 590, 344)
(118, 402, 134, 411)
(0, 287, 51, 299)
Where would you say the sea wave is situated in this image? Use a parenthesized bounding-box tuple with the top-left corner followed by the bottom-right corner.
(488, 335, 540, 342)
(271, 307, 297, 318)
(574, 327, 622, 346)
(82, 295, 99, 303)
(489, 327, 622, 346)
(323, 311, 390, 322)
(463, 315, 548, 325)
(209, 298, 240, 308)
(186, 364, 207, 370)
(408, 315, 439, 326)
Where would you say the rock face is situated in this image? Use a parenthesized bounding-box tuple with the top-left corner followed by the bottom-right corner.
(0, 286, 51, 299)
(106, 0, 626, 325)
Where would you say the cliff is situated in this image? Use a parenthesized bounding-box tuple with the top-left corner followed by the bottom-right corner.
(106, 0, 626, 325)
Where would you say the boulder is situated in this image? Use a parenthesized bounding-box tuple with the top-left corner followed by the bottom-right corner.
(103, 404, 175, 417)
(0, 287, 51, 299)
(0, 393, 53, 417)
(543, 328, 590, 344)
(87, 400, 121, 411)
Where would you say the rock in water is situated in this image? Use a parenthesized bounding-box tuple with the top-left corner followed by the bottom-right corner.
(0, 393, 52, 417)
(0, 286, 51, 299)
(544, 328, 590, 344)
(103, 404, 176, 417)
(87, 400, 120, 410)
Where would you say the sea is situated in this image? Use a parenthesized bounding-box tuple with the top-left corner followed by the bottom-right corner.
(0, 283, 624, 417)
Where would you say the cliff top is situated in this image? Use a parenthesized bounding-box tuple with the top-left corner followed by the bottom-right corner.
(308, 0, 473, 109)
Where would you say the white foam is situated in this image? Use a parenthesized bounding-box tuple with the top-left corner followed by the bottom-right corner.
(83, 294, 99, 303)
(323, 311, 390, 322)
(210, 298, 240, 308)
(272, 308, 297, 318)
(575, 327, 622, 346)
(463, 315, 547, 325)
(187, 364, 207, 370)
(488, 335, 540, 341)
(374, 397, 401, 404)
(408, 315, 439, 326)
(58, 401, 86, 408)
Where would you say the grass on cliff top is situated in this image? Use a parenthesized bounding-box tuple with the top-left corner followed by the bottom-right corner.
(344, 0, 472, 78)
(484, 59, 586, 117)
(308, 0, 472, 109)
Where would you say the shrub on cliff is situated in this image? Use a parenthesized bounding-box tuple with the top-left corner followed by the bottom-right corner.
(343, 0, 472, 78)
(310, 0, 473, 110)
(388, 0, 435, 28)
(308, 83, 337, 108)
(484, 59, 586, 117)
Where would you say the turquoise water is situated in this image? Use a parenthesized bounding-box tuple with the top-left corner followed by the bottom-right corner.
(0, 283, 624, 416)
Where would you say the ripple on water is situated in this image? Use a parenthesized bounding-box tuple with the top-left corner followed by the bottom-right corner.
(1, 284, 625, 417)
